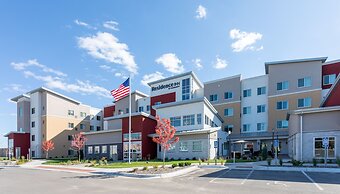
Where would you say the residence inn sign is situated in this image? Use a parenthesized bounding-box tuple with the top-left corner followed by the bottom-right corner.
(151, 81, 180, 91)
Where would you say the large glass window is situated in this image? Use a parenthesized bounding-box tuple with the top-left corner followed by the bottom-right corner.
(209, 94, 218, 102)
(314, 137, 335, 158)
(183, 115, 195, 126)
(197, 114, 202, 125)
(243, 89, 251, 97)
(192, 141, 202, 152)
(182, 78, 191, 100)
(224, 108, 234, 116)
(224, 92, 233, 99)
(19, 107, 23, 117)
(88, 146, 93, 154)
(123, 141, 142, 160)
(170, 116, 181, 127)
(276, 120, 289, 128)
(323, 74, 336, 85)
(277, 81, 289, 91)
(298, 77, 312, 87)
(123, 133, 142, 141)
(257, 87, 266, 95)
(102, 145, 107, 154)
(297, 98, 312, 108)
(243, 106, 251, 115)
(179, 142, 188, 152)
(94, 146, 100, 154)
(276, 101, 288, 110)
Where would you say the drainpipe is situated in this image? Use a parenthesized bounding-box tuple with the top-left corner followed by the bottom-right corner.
(299, 114, 303, 161)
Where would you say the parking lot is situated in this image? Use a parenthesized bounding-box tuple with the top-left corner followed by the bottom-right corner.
(0, 167, 339, 194)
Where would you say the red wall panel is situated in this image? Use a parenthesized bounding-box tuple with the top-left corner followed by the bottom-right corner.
(322, 62, 340, 89)
(150, 92, 176, 116)
(104, 105, 115, 118)
(8, 133, 30, 158)
(323, 82, 340, 107)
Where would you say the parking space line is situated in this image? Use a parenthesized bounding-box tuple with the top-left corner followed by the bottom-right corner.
(240, 170, 254, 185)
(301, 171, 323, 191)
(209, 169, 231, 183)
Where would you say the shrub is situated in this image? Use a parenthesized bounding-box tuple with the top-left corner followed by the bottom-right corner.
(279, 158, 283, 166)
(336, 157, 340, 167)
(221, 160, 225, 165)
(198, 158, 202, 165)
(142, 166, 148, 171)
(267, 158, 272, 166)
(192, 157, 196, 160)
(207, 160, 210, 165)
(178, 162, 185, 167)
(184, 162, 191, 166)
(214, 159, 217, 165)
(313, 158, 317, 167)
(153, 165, 158, 170)
(132, 168, 138, 173)
(172, 163, 178, 168)
(261, 146, 268, 160)
(292, 159, 303, 167)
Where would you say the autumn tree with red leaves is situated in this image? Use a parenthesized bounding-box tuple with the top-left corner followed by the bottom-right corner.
(152, 116, 179, 166)
(71, 133, 87, 161)
(42, 140, 55, 159)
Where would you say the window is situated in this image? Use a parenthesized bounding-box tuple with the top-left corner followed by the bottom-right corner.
(94, 146, 100, 154)
(224, 92, 233, 99)
(96, 116, 101, 120)
(170, 116, 181, 127)
(314, 137, 335, 158)
(243, 124, 250, 132)
(197, 114, 202, 125)
(209, 94, 218, 102)
(31, 151, 35, 158)
(146, 105, 150, 111)
(123, 141, 142, 160)
(80, 112, 87, 117)
(80, 124, 85, 130)
(298, 77, 312, 87)
(179, 142, 188, 152)
(323, 74, 336, 85)
(102, 145, 107, 154)
(68, 123, 74, 128)
(298, 98, 312, 108)
(19, 107, 23, 117)
(31, 121, 35, 128)
(155, 102, 161, 105)
(90, 125, 94, 131)
(138, 106, 144, 112)
(257, 87, 266, 95)
(31, 135, 35, 141)
(224, 108, 234, 117)
(257, 123, 265, 131)
(183, 115, 195, 126)
(224, 125, 233, 133)
(123, 133, 142, 141)
(68, 150, 74, 156)
(257, 105, 266, 113)
(243, 89, 251, 97)
(68, 135, 72, 141)
(276, 101, 288, 110)
(68, 110, 74, 116)
(277, 120, 289, 128)
(277, 81, 289, 91)
(31, 108, 35, 114)
(192, 141, 202, 152)
(88, 146, 93, 154)
(182, 78, 191, 100)
(96, 126, 101, 131)
(243, 106, 251, 115)
(118, 110, 124, 115)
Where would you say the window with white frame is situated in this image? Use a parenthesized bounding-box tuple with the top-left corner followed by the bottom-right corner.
(197, 114, 202, 125)
(80, 112, 87, 117)
(123, 132, 141, 141)
(314, 137, 335, 158)
(243, 124, 250, 132)
(257, 105, 266, 113)
(276, 101, 288, 110)
(276, 120, 288, 128)
(257, 123, 265, 131)
(323, 74, 336, 85)
(183, 115, 195, 126)
(243, 89, 251, 97)
(102, 145, 107, 154)
(182, 78, 191, 100)
(146, 105, 150, 111)
(277, 81, 289, 91)
(224, 92, 233, 99)
(68, 123, 74, 128)
(94, 146, 100, 154)
(224, 108, 234, 117)
(170, 116, 181, 127)
(138, 106, 144, 112)
(192, 141, 202, 152)
(179, 142, 188, 151)
(68, 110, 74, 116)
(257, 87, 266, 95)
(297, 97, 312, 108)
(209, 94, 218, 102)
(298, 77, 312, 88)
(243, 106, 251, 115)
(88, 146, 93, 154)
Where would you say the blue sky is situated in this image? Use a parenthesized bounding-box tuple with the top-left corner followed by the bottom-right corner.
(1, 0, 340, 147)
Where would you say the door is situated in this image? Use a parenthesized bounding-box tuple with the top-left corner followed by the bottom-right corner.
(109, 145, 118, 161)
(15, 147, 21, 158)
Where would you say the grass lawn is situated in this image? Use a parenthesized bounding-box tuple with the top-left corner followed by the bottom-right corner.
(43, 158, 78, 165)
(94, 160, 198, 168)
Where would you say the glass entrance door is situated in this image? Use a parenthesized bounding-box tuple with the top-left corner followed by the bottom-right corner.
(109, 145, 118, 161)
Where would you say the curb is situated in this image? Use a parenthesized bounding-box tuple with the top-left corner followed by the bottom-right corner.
(254, 166, 340, 173)
(198, 165, 228, 169)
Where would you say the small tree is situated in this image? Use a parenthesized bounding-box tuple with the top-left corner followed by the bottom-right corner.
(152, 116, 179, 166)
(42, 140, 55, 159)
(71, 133, 87, 161)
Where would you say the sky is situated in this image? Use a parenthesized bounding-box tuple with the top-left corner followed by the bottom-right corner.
(1, 0, 340, 147)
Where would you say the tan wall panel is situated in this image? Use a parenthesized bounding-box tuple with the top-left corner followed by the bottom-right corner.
(214, 102, 241, 134)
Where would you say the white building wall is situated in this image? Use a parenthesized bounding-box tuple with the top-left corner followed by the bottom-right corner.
(30, 92, 42, 158)
(90, 107, 103, 130)
(137, 97, 150, 113)
(241, 75, 268, 133)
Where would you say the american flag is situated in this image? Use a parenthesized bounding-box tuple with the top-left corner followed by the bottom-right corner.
(111, 78, 130, 102)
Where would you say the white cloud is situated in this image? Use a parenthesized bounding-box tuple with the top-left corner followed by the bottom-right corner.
(74, 19, 89, 27)
(141, 72, 165, 87)
(11, 59, 67, 77)
(78, 32, 138, 75)
(196, 5, 207, 19)
(193, 58, 203, 70)
(114, 72, 128, 79)
(155, 53, 184, 74)
(3, 84, 25, 93)
(103, 21, 119, 31)
(213, 57, 228, 69)
(229, 29, 263, 52)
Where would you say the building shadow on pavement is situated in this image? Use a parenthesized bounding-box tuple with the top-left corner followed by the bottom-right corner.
(63, 172, 119, 180)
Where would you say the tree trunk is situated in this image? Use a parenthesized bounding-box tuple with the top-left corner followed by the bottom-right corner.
(163, 148, 166, 167)
(78, 150, 81, 162)
(46, 151, 48, 159)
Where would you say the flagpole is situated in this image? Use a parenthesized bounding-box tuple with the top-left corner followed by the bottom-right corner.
(128, 75, 132, 164)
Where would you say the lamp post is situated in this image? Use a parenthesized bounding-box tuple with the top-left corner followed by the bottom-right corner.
(228, 130, 232, 159)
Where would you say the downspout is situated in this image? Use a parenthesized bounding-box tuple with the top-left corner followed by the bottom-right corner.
(299, 114, 303, 161)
